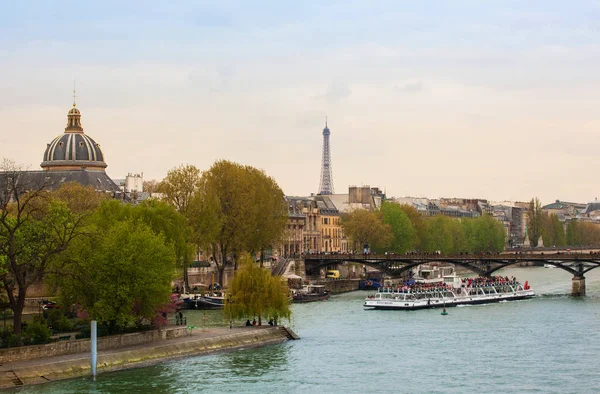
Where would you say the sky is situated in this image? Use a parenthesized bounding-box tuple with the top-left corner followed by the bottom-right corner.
(1, 1, 600, 205)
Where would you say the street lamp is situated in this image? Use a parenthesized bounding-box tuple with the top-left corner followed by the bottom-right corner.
(227, 293, 234, 329)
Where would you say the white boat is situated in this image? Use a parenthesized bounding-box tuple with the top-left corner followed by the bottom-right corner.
(543, 263, 556, 268)
(364, 275, 534, 310)
(413, 264, 455, 284)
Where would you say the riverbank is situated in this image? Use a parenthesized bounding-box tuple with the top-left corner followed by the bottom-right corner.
(0, 326, 298, 390)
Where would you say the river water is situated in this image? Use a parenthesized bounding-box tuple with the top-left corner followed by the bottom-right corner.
(13, 267, 600, 393)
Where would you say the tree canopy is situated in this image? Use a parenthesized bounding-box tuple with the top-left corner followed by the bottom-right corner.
(158, 164, 202, 216)
(342, 209, 392, 252)
(380, 201, 417, 253)
(527, 198, 543, 247)
(188, 160, 288, 283)
(224, 254, 290, 326)
(0, 169, 100, 343)
(51, 218, 175, 331)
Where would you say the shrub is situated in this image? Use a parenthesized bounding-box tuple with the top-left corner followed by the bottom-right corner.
(23, 320, 52, 345)
(45, 309, 73, 333)
(0, 329, 18, 348)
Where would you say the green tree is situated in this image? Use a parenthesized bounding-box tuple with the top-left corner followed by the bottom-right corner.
(244, 167, 288, 263)
(341, 209, 392, 252)
(189, 160, 287, 283)
(541, 213, 565, 247)
(53, 219, 175, 332)
(527, 198, 543, 247)
(465, 215, 506, 253)
(157, 165, 202, 288)
(567, 221, 600, 247)
(158, 164, 202, 216)
(380, 201, 416, 253)
(0, 164, 97, 343)
(133, 199, 191, 272)
(552, 216, 566, 247)
(566, 221, 580, 246)
(225, 254, 291, 326)
(423, 216, 455, 254)
(397, 204, 427, 250)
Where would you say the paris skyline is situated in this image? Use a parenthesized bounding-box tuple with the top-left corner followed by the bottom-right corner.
(1, 1, 599, 204)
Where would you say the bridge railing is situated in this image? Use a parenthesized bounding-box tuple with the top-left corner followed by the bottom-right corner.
(302, 251, 600, 260)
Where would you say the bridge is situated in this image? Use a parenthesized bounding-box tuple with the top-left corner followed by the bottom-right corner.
(302, 253, 600, 296)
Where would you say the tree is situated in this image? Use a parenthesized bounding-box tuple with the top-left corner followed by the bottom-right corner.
(244, 167, 288, 263)
(133, 199, 191, 271)
(157, 164, 201, 288)
(52, 219, 175, 332)
(541, 213, 565, 247)
(189, 160, 287, 283)
(380, 201, 417, 253)
(158, 164, 202, 216)
(0, 163, 96, 343)
(566, 221, 600, 247)
(143, 179, 160, 196)
(423, 215, 455, 254)
(465, 215, 506, 253)
(225, 254, 290, 326)
(398, 204, 427, 250)
(341, 209, 392, 252)
(527, 198, 543, 247)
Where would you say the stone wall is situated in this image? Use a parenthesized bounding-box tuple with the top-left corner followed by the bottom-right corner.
(0, 327, 296, 389)
(0, 326, 188, 364)
(318, 279, 359, 294)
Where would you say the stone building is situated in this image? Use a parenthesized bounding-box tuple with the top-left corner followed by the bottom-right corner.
(280, 194, 347, 256)
(315, 195, 345, 253)
(281, 197, 320, 256)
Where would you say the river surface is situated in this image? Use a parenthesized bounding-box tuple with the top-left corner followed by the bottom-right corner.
(13, 267, 600, 393)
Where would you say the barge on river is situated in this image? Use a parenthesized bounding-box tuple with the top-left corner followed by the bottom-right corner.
(293, 284, 330, 303)
(181, 293, 224, 309)
(364, 275, 534, 310)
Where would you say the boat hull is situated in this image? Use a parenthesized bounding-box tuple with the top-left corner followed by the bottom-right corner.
(293, 294, 331, 303)
(364, 291, 535, 310)
(183, 296, 224, 310)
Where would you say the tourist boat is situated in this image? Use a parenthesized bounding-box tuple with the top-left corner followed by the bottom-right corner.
(364, 275, 534, 310)
(181, 293, 225, 309)
(292, 285, 330, 303)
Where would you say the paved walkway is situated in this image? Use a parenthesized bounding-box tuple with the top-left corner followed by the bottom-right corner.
(0, 326, 287, 389)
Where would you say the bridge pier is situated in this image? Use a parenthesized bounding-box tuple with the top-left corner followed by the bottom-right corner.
(572, 275, 586, 297)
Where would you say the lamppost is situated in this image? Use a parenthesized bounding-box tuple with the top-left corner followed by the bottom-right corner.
(227, 293, 234, 329)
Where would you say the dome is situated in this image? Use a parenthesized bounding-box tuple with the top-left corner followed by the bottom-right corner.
(40, 104, 107, 171)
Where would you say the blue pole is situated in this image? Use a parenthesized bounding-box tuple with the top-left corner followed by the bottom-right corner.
(91, 320, 97, 381)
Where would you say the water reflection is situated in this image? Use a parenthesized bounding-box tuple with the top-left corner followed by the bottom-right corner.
(11, 267, 600, 393)
(225, 342, 288, 378)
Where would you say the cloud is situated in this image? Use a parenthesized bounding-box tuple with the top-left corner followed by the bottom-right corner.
(394, 81, 424, 93)
(313, 82, 351, 103)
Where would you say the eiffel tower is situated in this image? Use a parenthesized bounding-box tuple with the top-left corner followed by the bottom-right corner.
(318, 119, 334, 195)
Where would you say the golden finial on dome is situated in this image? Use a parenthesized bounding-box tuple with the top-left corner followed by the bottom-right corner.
(72, 80, 77, 107)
